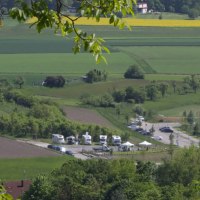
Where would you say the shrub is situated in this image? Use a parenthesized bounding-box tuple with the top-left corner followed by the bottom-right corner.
(124, 64, 144, 79)
(43, 76, 65, 88)
(85, 69, 107, 83)
(188, 9, 199, 19)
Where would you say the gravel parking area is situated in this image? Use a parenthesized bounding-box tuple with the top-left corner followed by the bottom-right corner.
(141, 122, 200, 147)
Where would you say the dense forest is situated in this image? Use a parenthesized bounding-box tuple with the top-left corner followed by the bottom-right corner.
(22, 147, 200, 200)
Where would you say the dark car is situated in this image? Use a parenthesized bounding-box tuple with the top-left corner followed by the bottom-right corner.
(47, 144, 52, 148)
(54, 146, 61, 151)
(65, 150, 74, 156)
(136, 128, 143, 132)
(159, 127, 173, 133)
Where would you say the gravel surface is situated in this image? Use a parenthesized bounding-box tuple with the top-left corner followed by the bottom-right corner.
(141, 122, 200, 147)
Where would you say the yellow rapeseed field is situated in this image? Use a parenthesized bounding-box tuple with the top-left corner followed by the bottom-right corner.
(27, 17, 200, 27)
(0, 19, 3, 27)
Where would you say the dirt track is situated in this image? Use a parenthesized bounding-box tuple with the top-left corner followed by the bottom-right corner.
(0, 137, 60, 158)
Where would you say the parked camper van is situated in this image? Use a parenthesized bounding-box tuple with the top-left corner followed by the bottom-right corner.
(112, 135, 121, 146)
(99, 135, 107, 145)
(52, 134, 65, 144)
(66, 136, 76, 145)
(82, 132, 92, 145)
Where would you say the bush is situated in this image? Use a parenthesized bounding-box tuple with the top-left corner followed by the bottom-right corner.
(80, 93, 114, 107)
(188, 8, 199, 19)
(43, 76, 65, 88)
(124, 64, 144, 79)
(85, 69, 107, 83)
(125, 86, 145, 103)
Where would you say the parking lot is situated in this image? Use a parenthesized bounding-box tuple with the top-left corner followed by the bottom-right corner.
(141, 122, 200, 147)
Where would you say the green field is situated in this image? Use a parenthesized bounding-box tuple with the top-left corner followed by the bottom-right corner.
(0, 156, 72, 181)
(1, 18, 200, 117)
(1, 19, 200, 80)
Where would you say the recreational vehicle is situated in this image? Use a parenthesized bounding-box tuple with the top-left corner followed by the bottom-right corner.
(112, 135, 121, 146)
(66, 136, 76, 145)
(52, 134, 65, 144)
(99, 135, 107, 145)
(82, 132, 92, 145)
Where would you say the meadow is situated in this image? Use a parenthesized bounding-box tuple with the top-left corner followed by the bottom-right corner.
(1, 19, 200, 78)
(0, 156, 72, 181)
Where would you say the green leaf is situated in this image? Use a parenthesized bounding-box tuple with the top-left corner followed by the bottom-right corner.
(109, 15, 114, 24)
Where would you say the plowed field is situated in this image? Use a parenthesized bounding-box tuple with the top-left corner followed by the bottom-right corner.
(63, 106, 114, 128)
(0, 137, 59, 158)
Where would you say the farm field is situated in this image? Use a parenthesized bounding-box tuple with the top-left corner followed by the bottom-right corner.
(0, 137, 72, 181)
(0, 137, 59, 158)
(0, 156, 71, 181)
(116, 46, 200, 74)
(29, 16, 200, 27)
(1, 19, 200, 82)
(1, 18, 200, 119)
(63, 106, 115, 128)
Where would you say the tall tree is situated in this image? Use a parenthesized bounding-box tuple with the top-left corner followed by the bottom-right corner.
(159, 82, 168, 97)
(14, 76, 24, 89)
(146, 84, 158, 101)
(171, 80, 177, 93)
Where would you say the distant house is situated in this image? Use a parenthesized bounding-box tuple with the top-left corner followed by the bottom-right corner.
(4, 180, 32, 200)
(137, 0, 148, 14)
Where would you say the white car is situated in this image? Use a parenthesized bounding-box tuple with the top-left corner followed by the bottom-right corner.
(59, 147, 66, 153)
(151, 136, 163, 141)
(138, 116, 145, 121)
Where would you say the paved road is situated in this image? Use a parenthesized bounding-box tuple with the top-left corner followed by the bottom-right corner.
(141, 122, 200, 147)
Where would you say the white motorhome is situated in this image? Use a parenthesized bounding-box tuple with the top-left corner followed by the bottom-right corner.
(52, 134, 65, 144)
(82, 132, 92, 145)
(112, 135, 121, 146)
(66, 136, 76, 145)
(99, 135, 107, 145)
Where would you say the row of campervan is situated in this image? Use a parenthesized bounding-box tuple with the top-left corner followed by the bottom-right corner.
(52, 133, 122, 145)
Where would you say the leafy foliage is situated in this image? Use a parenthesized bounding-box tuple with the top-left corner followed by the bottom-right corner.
(0, 185, 14, 200)
(43, 76, 65, 88)
(21, 147, 200, 200)
(85, 69, 107, 83)
(124, 65, 144, 79)
(80, 93, 115, 107)
(13, 76, 24, 89)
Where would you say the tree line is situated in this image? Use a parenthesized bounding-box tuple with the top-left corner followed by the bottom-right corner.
(146, 0, 200, 18)
(81, 74, 200, 108)
(21, 146, 200, 200)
